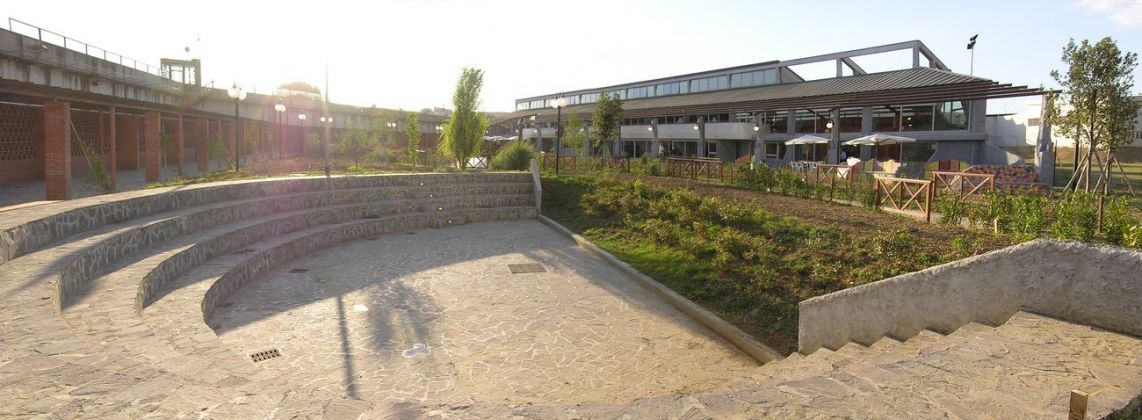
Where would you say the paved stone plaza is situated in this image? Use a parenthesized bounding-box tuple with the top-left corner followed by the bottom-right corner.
(210, 220, 759, 405)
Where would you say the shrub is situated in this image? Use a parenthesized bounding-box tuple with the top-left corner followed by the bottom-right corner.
(1100, 196, 1131, 245)
(490, 140, 535, 171)
(1050, 191, 1097, 242)
(1125, 224, 1142, 249)
(937, 198, 968, 226)
(1009, 194, 1049, 241)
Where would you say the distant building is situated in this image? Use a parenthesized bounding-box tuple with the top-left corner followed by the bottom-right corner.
(987, 97, 1142, 154)
(495, 40, 1044, 169)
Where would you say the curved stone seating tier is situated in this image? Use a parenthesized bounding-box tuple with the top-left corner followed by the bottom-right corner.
(60, 196, 534, 340)
(0, 172, 530, 264)
(48, 183, 531, 312)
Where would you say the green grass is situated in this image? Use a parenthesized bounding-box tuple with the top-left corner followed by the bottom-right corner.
(541, 175, 981, 353)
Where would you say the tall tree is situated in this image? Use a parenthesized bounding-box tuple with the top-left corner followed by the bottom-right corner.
(1048, 37, 1138, 192)
(337, 122, 376, 168)
(406, 112, 422, 165)
(589, 92, 623, 155)
(438, 68, 488, 169)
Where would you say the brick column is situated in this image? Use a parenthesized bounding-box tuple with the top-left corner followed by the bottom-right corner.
(175, 114, 185, 176)
(144, 112, 161, 182)
(43, 101, 71, 200)
(108, 105, 117, 191)
(195, 118, 209, 172)
(117, 115, 140, 170)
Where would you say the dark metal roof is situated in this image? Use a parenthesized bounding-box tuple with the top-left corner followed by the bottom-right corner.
(493, 67, 1043, 124)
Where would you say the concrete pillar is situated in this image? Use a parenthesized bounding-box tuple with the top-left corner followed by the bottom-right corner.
(614, 122, 622, 157)
(175, 114, 185, 176)
(195, 118, 208, 172)
(650, 120, 660, 158)
(43, 101, 71, 200)
(697, 117, 706, 158)
(144, 112, 161, 182)
(860, 106, 873, 160)
(828, 108, 841, 163)
(108, 105, 117, 191)
(116, 115, 140, 170)
(785, 110, 796, 163)
(753, 112, 766, 166)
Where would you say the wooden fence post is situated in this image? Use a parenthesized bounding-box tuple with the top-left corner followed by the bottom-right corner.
(1068, 390, 1088, 420)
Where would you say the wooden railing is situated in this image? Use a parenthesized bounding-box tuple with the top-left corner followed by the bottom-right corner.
(539, 155, 578, 172)
(874, 177, 934, 222)
(666, 157, 723, 180)
(931, 171, 995, 202)
(813, 164, 855, 186)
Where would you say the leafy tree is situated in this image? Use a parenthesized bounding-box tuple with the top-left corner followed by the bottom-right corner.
(407, 112, 421, 165)
(438, 68, 488, 169)
(1048, 37, 1139, 192)
(277, 81, 321, 95)
(337, 122, 377, 168)
(589, 92, 623, 155)
(561, 112, 588, 155)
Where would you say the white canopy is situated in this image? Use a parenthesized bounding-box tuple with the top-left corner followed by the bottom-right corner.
(785, 135, 831, 145)
(842, 133, 916, 146)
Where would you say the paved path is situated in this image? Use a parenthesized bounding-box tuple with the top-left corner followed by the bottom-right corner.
(210, 220, 760, 405)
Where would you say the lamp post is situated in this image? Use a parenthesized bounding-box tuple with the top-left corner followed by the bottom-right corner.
(319, 115, 333, 177)
(227, 84, 247, 171)
(551, 97, 567, 175)
(274, 103, 286, 159)
(298, 113, 307, 158)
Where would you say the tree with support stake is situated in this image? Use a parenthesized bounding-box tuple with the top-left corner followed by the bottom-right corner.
(1048, 37, 1138, 195)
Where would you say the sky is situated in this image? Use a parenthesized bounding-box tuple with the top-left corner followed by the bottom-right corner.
(3, 0, 1140, 114)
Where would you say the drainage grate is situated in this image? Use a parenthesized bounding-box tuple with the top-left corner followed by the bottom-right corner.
(249, 349, 282, 363)
(288, 268, 309, 274)
(507, 263, 547, 274)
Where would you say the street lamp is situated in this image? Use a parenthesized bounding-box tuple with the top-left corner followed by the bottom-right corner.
(274, 103, 286, 159)
(387, 121, 397, 130)
(227, 84, 247, 171)
(551, 96, 567, 175)
(319, 116, 333, 177)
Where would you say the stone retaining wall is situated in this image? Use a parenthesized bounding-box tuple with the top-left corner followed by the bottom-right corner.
(798, 240, 1142, 354)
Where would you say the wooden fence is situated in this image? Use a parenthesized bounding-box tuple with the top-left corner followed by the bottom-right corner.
(931, 171, 995, 202)
(874, 177, 934, 222)
(666, 157, 723, 180)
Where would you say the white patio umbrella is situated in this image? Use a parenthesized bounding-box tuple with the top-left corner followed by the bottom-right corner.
(785, 135, 830, 161)
(842, 133, 915, 167)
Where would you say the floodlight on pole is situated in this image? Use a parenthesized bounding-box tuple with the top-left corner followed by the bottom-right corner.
(274, 104, 286, 159)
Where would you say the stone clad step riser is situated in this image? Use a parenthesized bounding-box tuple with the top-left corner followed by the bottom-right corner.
(134, 195, 534, 309)
(1, 173, 532, 265)
(50, 185, 532, 311)
(200, 207, 536, 320)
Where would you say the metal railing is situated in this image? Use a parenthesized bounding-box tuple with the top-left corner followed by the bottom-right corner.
(8, 18, 163, 77)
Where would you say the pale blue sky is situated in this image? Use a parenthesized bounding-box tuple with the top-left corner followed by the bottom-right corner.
(2, 0, 1139, 113)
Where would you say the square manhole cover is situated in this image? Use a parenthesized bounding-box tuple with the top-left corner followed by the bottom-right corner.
(507, 263, 546, 274)
(250, 348, 281, 363)
(288, 268, 309, 274)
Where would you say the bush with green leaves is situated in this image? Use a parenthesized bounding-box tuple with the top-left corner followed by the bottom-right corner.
(1050, 191, 1098, 242)
(490, 140, 535, 171)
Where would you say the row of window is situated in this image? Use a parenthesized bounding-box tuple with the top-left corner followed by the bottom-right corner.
(520, 102, 971, 133)
(515, 69, 783, 110)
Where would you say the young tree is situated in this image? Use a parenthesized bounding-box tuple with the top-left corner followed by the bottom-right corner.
(1048, 37, 1139, 192)
(406, 112, 421, 165)
(337, 123, 377, 168)
(438, 68, 488, 169)
(561, 112, 588, 155)
(589, 92, 623, 155)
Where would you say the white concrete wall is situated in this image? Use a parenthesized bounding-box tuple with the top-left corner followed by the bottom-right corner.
(797, 240, 1142, 354)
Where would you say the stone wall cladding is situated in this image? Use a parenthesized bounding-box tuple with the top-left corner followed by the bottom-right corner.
(0, 172, 531, 264)
(797, 240, 1142, 354)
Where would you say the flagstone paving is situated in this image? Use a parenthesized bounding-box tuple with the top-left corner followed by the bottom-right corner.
(209, 220, 761, 406)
